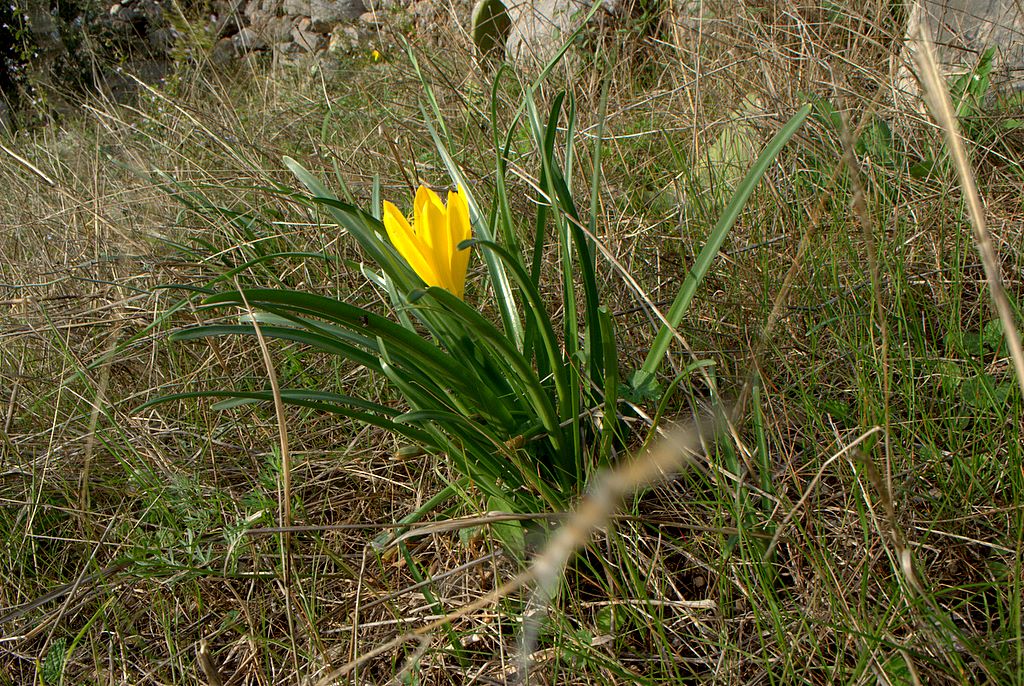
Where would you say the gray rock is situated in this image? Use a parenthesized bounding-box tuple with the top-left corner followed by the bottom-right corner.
(275, 39, 303, 54)
(233, 26, 267, 51)
(243, 0, 264, 19)
(283, 0, 311, 15)
(358, 10, 381, 26)
(903, 0, 1024, 93)
(309, 0, 365, 30)
(257, 15, 299, 42)
(327, 24, 367, 53)
(291, 17, 327, 50)
(243, 0, 278, 19)
(363, 0, 405, 10)
(504, 0, 588, 64)
(212, 0, 246, 15)
(211, 36, 237, 66)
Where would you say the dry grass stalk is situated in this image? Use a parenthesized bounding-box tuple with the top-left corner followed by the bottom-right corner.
(234, 281, 302, 676)
(516, 416, 718, 681)
(911, 27, 1024, 401)
(309, 416, 718, 684)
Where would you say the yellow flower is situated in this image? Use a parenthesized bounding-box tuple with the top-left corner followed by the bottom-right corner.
(383, 185, 472, 299)
(371, 49, 381, 62)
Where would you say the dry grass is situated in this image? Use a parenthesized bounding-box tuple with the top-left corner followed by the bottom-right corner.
(3, 1, 1024, 684)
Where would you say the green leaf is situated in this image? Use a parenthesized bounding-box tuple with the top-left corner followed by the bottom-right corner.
(41, 637, 67, 685)
(982, 319, 1004, 352)
(142, 389, 435, 445)
(487, 494, 526, 559)
(631, 103, 811, 396)
(471, 0, 511, 60)
(203, 289, 485, 401)
(962, 374, 1013, 412)
(597, 306, 619, 471)
(172, 323, 385, 372)
(419, 286, 567, 466)
(472, 239, 570, 416)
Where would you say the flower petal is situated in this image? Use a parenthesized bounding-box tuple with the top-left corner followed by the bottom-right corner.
(415, 186, 453, 292)
(383, 199, 442, 288)
(447, 188, 472, 299)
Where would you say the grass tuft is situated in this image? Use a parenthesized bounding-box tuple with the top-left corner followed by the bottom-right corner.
(3, 3, 1023, 684)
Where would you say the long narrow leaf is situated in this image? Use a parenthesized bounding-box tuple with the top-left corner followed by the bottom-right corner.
(201, 289, 509, 421)
(631, 103, 811, 396)
(172, 324, 384, 372)
(419, 287, 566, 462)
(140, 390, 434, 444)
(471, 239, 570, 416)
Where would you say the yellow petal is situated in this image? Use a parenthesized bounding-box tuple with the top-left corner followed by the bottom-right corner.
(413, 187, 429, 241)
(415, 186, 453, 292)
(383, 199, 442, 288)
(383, 199, 412, 235)
(447, 188, 472, 299)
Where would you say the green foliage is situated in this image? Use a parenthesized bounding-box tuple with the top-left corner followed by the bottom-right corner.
(154, 95, 809, 543)
(630, 103, 811, 398)
(162, 89, 618, 517)
(470, 0, 511, 62)
(39, 637, 67, 684)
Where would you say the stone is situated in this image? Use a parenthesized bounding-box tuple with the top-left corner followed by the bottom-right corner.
(309, 0, 365, 30)
(233, 26, 267, 51)
(283, 0, 311, 15)
(211, 36, 237, 66)
(327, 24, 366, 53)
(275, 39, 303, 54)
(902, 0, 1024, 95)
(291, 17, 327, 50)
(363, 0, 403, 10)
(504, 0, 589, 64)
(243, 0, 264, 20)
(257, 15, 299, 42)
(211, 0, 245, 15)
(358, 10, 381, 26)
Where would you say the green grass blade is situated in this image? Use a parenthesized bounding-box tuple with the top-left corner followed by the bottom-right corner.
(418, 286, 567, 464)
(471, 238, 570, 415)
(418, 109, 524, 347)
(200, 289, 507, 417)
(631, 103, 811, 396)
(171, 324, 385, 372)
(140, 390, 433, 444)
(597, 306, 619, 474)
